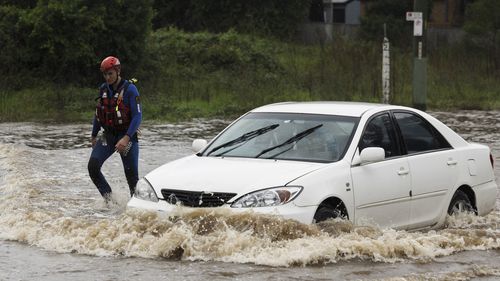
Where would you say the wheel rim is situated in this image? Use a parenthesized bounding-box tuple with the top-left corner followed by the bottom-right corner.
(313, 204, 347, 223)
(451, 199, 473, 215)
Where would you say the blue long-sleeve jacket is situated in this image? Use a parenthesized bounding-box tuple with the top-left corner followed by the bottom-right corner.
(92, 79, 142, 138)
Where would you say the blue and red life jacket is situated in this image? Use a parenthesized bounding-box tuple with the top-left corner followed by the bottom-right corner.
(95, 80, 132, 131)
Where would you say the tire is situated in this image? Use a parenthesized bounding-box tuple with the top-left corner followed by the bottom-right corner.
(313, 202, 347, 223)
(447, 190, 475, 215)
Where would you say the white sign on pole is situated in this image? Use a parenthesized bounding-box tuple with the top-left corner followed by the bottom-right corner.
(406, 12, 422, 21)
(406, 12, 423, 37)
(414, 19, 423, 36)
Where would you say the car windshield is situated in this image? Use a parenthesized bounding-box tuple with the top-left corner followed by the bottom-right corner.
(202, 112, 359, 162)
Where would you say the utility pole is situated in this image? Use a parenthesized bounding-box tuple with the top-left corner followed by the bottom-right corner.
(411, 0, 428, 111)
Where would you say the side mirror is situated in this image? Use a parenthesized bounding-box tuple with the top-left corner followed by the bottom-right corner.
(192, 139, 208, 153)
(359, 147, 385, 164)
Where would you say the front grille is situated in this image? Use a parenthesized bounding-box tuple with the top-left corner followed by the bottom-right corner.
(160, 189, 237, 207)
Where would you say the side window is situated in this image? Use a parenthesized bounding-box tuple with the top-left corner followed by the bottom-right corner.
(359, 113, 400, 158)
(394, 112, 451, 154)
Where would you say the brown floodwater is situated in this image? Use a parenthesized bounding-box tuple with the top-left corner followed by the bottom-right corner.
(0, 111, 499, 281)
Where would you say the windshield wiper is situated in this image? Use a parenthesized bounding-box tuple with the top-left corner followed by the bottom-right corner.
(255, 124, 323, 158)
(206, 124, 280, 156)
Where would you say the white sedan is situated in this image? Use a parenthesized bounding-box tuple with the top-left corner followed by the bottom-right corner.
(128, 102, 497, 230)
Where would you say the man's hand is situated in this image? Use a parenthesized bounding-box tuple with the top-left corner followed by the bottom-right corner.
(91, 136, 97, 148)
(115, 135, 131, 153)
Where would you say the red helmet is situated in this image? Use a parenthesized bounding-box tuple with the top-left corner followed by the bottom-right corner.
(100, 56, 121, 72)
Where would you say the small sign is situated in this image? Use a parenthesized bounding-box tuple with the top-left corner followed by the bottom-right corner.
(414, 19, 423, 36)
(406, 12, 422, 21)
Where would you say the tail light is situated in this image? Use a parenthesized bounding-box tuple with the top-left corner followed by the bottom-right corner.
(490, 153, 495, 169)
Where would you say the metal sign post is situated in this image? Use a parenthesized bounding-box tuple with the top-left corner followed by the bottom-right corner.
(382, 23, 390, 104)
(406, 0, 428, 111)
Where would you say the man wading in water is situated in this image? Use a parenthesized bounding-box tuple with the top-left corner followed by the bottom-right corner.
(88, 56, 142, 204)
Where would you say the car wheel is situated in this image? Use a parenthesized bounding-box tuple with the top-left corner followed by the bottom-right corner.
(313, 202, 347, 223)
(447, 190, 474, 215)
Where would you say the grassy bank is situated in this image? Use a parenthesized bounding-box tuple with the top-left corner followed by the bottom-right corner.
(0, 85, 95, 122)
(1, 30, 499, 123)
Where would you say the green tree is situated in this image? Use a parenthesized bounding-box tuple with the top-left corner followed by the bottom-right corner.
(94, 0, 154, 79)
(152, 0, 310, 40)
(0, 0, 153, 86)
(21, 1, 105, 84)
(360, 0, 413, 47)
(152, 0, 192, 30)
(0, 6, 26, 79)
(0, 0, 36, 8)
(464, 0, 500, 72)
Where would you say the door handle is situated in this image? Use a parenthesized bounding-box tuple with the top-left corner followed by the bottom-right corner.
(447, 160, 458, 166)
(398, 169, 409, 175)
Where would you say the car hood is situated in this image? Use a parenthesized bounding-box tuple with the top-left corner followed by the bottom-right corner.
(145, 155, 324, 199)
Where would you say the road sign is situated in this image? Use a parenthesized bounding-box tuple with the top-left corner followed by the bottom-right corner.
(406, 12, 422, 21)
(414, 19, 423, 36)
(406, 11, 424, 37)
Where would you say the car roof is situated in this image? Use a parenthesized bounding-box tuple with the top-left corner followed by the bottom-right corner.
(251, 101, 391, 117)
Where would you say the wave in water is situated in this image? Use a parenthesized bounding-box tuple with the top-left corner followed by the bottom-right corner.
(0, 143, 499, 267)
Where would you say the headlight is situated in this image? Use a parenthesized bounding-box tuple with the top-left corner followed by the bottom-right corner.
(134, 178, 159, 202)
(231, 186, 302, 208)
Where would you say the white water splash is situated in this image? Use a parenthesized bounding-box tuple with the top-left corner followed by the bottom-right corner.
(0, 121, 499, 268)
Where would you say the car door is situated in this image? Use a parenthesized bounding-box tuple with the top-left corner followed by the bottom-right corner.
(351, 112, 411, 229)
(393, 111, 456, 229)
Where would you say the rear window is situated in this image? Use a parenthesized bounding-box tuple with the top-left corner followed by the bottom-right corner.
(394, 112, 451, 154)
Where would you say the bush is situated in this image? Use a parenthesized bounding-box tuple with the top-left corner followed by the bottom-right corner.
(146, 28, 283, 73)
(0, 0, 153, 87)
(136, 28, 296, 120)
(152, 0, 310, 40)
(360, 0, 413, 48)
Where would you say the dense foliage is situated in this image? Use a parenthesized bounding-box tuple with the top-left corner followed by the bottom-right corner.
(0, 0, 499, 123)
(0, 0, 153, 87)
(143, 28, 283, 80)
(464, 0, 500, 73)
(360, 0, 413, 47)
(137, 28, 294, 119)
(152, 0, 310, 39)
